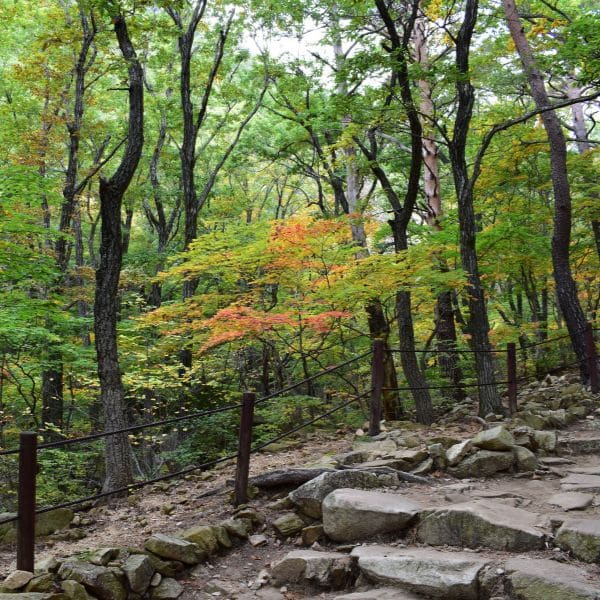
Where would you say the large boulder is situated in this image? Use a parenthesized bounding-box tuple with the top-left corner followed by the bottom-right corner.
(270, 550, 356, 589)
(504, 558, 600, 600)
(0, 508, 73, 544)
(57, 560, 126, 600)
(351, 545, 489, 600)
(333, 590, 423, 600)
(417, 500, 546, 551)
(472, 426, 515, 451)
(322, 489, 420, 542)
(448, 450, 514, 478)
(288, 470, 398, 518)
(555, 518, 600, 562)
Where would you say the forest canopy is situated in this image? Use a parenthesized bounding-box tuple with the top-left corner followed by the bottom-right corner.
(0, 0, 598, 496)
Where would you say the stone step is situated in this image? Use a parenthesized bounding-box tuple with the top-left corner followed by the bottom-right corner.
(333, 589, 422, 600)
(558, 437, 600, 455)
(270, 549, 356, 590)
(560, 473, 600, 493)
(350, 545, 489, 600)
(416, 500, 547, 551)
(322, 489, 421, 542)
(555, 518, 600, 562)
(504, 557, 600, 600)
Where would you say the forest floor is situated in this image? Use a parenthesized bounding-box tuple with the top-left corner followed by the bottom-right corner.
(1, 412, 599, 598)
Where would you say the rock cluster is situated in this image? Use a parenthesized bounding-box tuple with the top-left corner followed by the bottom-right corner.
(0, 514, 255, 600)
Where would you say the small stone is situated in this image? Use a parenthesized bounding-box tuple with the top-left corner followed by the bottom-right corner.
(151, 577, 183, 599)
(150, 573, 162, 587)
(249, 535, 268, 547)
(144, 533, 205, 565)
(446, 439, 473, 466)
(272, 513, 305, 538)
(221, 518, 252, 539)
(89, 548, 119, 566)
(301, 525, 323, 546)
(61, 579, 91, 600)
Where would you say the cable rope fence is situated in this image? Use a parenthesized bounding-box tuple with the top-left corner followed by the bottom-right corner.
(2, 321, 598, 571)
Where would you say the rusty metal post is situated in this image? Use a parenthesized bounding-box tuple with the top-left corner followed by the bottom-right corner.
(17, 432, 37, 572)
(369, 339, 384, 436)
(507, 342, 517, 414)
(585, 322, 599, 394)
(234, 392, 255, 506)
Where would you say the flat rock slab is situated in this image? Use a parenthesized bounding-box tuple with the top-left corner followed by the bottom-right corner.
(351, 545, 488, 600)
(505, 557, 600, 600)
(560, 474, 600, 493)
(270, 550, 356, 589)
(568, 466, 600, 476)
(288, 470, 399, 519)
(555, 518, 600, 562)
(334, 588, 423, 600)
(547, 492, 594, 511)
(0, 592, 55, 600)
(417, 500, 547, 551)
(322, 489, 421, 542)
(539, 457, 576, 466)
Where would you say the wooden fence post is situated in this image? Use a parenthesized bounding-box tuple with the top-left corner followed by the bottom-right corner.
(369, 339, 384, 436)
(507, 342, 517, 414)
(585, 322, 599, 394)
(17, 431, 37, 572)
(234, 392, 255, 506)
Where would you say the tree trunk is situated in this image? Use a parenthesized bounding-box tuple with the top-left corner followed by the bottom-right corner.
(331, 25, 401, 418)
(502, 0, 590, 382)
(449, 0, 501, 416)
(41, 357, 63, 441)
(94, 14, 144, 492)
(413, 8, 464, 400)
(565, 81, 600, 260)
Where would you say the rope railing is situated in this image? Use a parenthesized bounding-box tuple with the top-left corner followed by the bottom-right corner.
(4, 320, 598, 571)
(0, 351, 371, 457)
(0, 389, 369, 529)
(254, 350, 372, 405)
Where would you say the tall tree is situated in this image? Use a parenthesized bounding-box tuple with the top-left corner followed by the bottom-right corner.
(447, 0, 501, 415)
(94, 10, 144, 492)
(502, 0, 591, 382)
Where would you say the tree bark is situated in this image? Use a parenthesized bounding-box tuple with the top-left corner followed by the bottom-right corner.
(502, 0, 590, 382)
(331, 20, 401, 419)
(94, 13, 144, 492)
(412, 8, 464, 400)
(448, 0, 501, 416)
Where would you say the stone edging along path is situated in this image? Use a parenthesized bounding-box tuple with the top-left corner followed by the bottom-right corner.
(0, 374, 599, 599)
